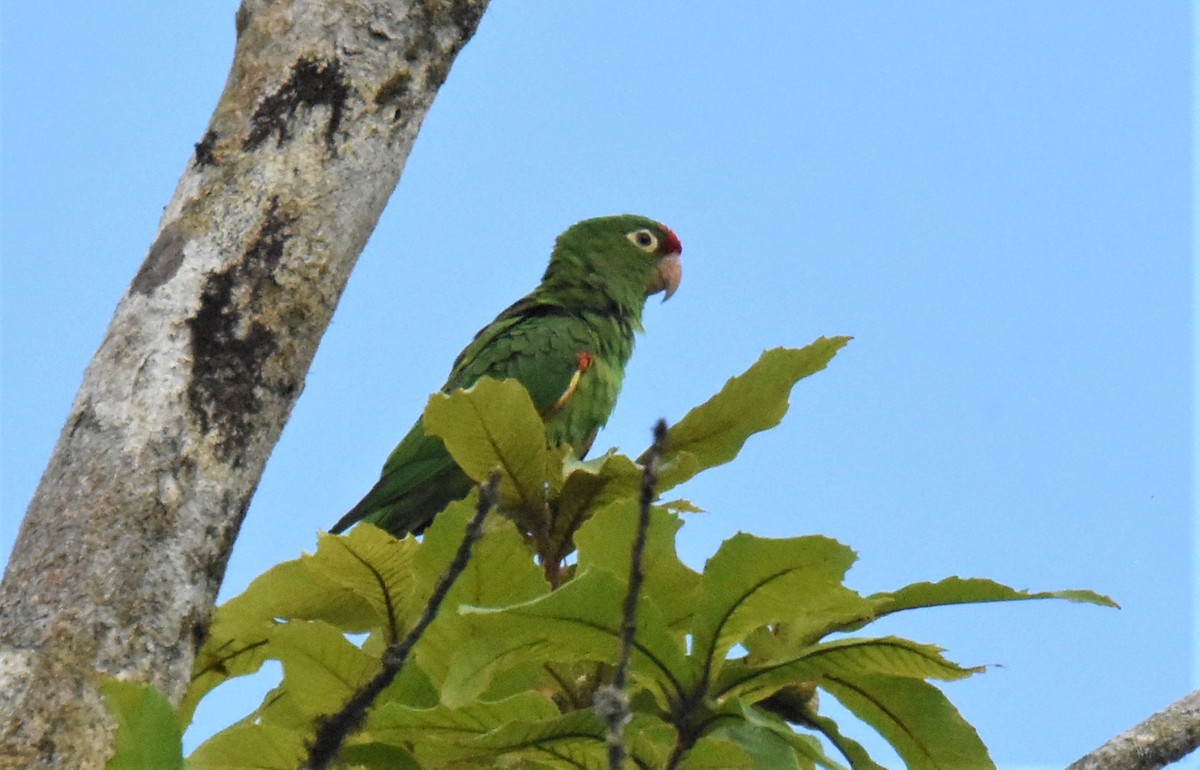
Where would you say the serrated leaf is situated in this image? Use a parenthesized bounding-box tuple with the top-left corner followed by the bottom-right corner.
(627, 715, 679, 769)
(183, 638, 273, 726)
(678, 733, 756, 769)
(269, 620, 377, 719)
(692, 534, 873, 674)
(424, 377, 549, 519)
(444, 569, 691, 708)
(644, 339, 850, 491)
(337, 742, 421, 770)
(310, 525, 423, 638)
(865, 577, 1118, 626)
(185, 526, 422, 724)
(365, 692, 560, 754)
(414, 498, 550, 692)
(575, 500, 700, 632)
(214, 532, 399, 637)
(187, 723, 307, 770)
(797, 709, 887, 770)
(716, 636, 981, 704)
(469, 709, 608, 768)
(735, 701, 847, 770)
(707, 718, 812, 770)
(548, 450, 643, 558)
(453, 710, 671, 770)
(374, 654, 441, 711)
(99, 679, 183, 770)
(415, 498, 547, 610)
(821, 674, 993, 770)
(249, 681, 312, 731)
(397, 706, 611, 767)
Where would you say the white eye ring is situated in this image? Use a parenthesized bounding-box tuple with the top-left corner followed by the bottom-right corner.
(627, 229, 659, 252)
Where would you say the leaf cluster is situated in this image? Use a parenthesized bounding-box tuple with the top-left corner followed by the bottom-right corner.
(105, 338, 1115, 770)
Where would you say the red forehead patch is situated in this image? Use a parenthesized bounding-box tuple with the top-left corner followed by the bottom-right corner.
(659, 224, 682, 255)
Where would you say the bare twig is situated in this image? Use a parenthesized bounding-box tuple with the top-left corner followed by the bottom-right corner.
(1067, 688, 1200, 770)
(306, 474, 500, 770)
(597, 419, 667, 770)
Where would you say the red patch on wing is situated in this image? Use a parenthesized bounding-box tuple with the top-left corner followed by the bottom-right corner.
(577, 351, 594, 372)
(659, 224, 682, 255)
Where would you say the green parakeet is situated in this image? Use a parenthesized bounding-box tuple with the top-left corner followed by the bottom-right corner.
(331, 214, 683, 537)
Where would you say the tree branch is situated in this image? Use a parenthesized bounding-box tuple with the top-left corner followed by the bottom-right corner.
(1066, 688, 1200, 770)
(0, 2, 489, 768)
(597, 419, 667, 770)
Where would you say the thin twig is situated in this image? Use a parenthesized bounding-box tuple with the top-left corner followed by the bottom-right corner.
(306, 473, 500, 770)
(1066, 688, 1200, 770)
(597, 419, 667, 770)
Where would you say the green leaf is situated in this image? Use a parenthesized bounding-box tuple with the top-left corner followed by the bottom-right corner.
(716, 636, 981, 704)
(424, 377, 550, 518)
(865, 577, 1118, 625)
(707, 721, 803, 770)
(336, 742, 422, 770)
(821, 674, 993, 770)
(548, 450, 643, 558)
(377, 704, 620, 767)
(414, 497, 548, 610)
(798, 708, 887, 770)
(575, 500, 701, 632)
(365, 692, 561, 760)
(99, 679, 183, 770)
(691, 534, 873, 674)
(458, 710, 673, 769)
(183, 638, 273, 727)
(310, 525, 423, 638)
(184, 526, 420, 724)
(187, 723, 307, 770)
(645, 339, 850, 491)
(413, 498, 550, 691)
(216, 526, 411, 637)
(734, 702, 848, 770)
(444, 569, 691, 709)
(268, 620, 377, 719)
(660, 498, 705, 514)
(678, 733, 756, 769)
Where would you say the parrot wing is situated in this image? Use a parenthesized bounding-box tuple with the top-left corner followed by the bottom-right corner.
(330, 297, 592, 536)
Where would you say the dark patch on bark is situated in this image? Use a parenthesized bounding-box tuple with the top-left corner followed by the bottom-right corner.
(67, 401, 102, 439)
(193, 130, 219, 167)
(186, 198, 294, 458)
(426, 59, 451, 91)
(425, 0, 488, 41)
(375, 71, 412, 106)
(438, 1, 488, 81)
(448, 0, 488, 39)
(201, 493, 252, 599)
(243, 57, 349, 152)
(403, 24, 438, 65)
(384, 0, 486, 121)
(132, 220, 190, 296)
(235, 4, 250, 38)
(189, 616, 209, 653)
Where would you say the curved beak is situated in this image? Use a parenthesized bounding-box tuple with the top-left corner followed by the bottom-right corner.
(648, 252, 682, 301)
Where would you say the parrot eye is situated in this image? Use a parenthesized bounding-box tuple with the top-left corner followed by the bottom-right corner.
(627, 229, 659, 252)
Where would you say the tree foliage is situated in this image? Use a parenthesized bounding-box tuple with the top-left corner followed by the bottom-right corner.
(106, 338, 1114, 769)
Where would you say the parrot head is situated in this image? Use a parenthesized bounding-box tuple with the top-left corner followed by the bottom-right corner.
(544, 215, 683, 310)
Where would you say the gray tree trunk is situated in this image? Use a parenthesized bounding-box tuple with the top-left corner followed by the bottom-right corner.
(0, 1, 487, 767)
(1067, 688, 1200, 770)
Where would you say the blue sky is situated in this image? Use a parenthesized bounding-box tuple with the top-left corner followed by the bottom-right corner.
(2, 3, 1194, 767)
